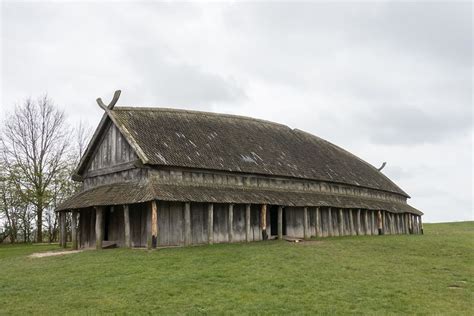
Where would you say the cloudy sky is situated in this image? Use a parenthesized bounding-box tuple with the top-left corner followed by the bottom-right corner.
(1, 1, 472, 223)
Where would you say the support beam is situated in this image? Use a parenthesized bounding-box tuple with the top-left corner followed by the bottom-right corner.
(146, 204, 152, 249)
(408, 214, 413, 234)
(349, 209, 355, 236)
(123, 205, 131, 248)
(303, 207, 309, 239)
(277, 206, 283, 240)
(261, 204, 268, 240)
(316, 207, 322, 238)
(208, 203, 214, 244)
(59, 211, 66, 248)
(245, 204, 251, 242)
(328, 208, 333, 237)
(184, 202, 191, 246)
(365, 210, 371, 235)
(151, 200, 158, 248)
(371, 211, 376, 235)
(338, 209, 344, 236)
(71, 211, 78, 250)
(95, 207, 104, 250)
(419, 216, 423, 234)
(377, 210, 383, 235)
(356, 209, 361, 235)
(228, 204, 234, 242)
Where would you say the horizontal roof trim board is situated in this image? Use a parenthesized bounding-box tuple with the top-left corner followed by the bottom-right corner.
(56, 180, 422, 215)
(74, 106, 409, 197)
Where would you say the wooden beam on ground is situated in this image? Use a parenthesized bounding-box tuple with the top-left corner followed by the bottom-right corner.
(208, 203, 214, 244)
(316, 207, 322, 238)
(277, 206, 283, 240)
(95, 207, 104, 250)
(245, 204, 251, 242)
(261, 204, 268, 240)
(71, 211, 78, 250)
(303, 207, 309, 239)
(184, 202, 191, 246)
(151, 200, 158, 248)
(228, 204, 234, 242)
(123, 205, 131, 248)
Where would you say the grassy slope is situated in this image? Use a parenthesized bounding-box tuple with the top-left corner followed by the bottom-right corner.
(0, 222, 472, 315)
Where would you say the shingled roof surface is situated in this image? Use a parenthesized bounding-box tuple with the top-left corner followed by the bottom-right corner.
(108, 107, 408, 197)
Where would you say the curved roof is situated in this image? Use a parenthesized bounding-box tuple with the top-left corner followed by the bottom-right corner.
(100, 107, 409, 197)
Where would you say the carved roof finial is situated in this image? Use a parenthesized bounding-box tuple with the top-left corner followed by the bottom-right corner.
(96, 90, 121, 111)
(377, 162, 387, 172)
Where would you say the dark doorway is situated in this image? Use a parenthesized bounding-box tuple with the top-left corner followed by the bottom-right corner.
(270, 205, 286, 236)
(104, 208, 110, 241)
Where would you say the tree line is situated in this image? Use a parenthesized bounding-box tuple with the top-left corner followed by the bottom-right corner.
(0, 96, 90, 243)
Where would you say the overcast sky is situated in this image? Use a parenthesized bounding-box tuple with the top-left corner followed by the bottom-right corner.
(1, 1, 472, 223)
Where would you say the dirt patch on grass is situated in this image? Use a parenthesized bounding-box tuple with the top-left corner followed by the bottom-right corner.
(29, 250, 83, 258)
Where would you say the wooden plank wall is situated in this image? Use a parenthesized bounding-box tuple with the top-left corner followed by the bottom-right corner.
(86, 122, 138, 173)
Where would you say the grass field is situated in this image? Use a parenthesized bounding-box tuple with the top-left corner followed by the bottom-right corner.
(0, 222, 472, 315)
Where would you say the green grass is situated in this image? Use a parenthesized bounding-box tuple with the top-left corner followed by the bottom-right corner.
(0, 222, 472, 315)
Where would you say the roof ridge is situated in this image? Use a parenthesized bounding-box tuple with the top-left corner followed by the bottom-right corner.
(113, 106, 289, 128)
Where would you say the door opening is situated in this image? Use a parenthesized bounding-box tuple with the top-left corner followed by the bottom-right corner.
(270, 205, 286, 236)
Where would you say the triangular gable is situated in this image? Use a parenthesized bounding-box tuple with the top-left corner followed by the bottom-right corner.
(73, 113, 143, 180)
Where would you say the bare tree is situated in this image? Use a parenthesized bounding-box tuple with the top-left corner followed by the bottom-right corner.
(1, 95, 70, 242)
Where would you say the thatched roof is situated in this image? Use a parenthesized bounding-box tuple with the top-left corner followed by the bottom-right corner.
(56, 180, 422, 215)
(76, 107, 408, 197)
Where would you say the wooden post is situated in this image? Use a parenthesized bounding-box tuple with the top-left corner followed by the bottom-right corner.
(228, 204, 234, 242)
(371, 211, 376, 235)
(208, 203, 214, 244)
(184, 202, 191, 246)
(315, 207, 321, 238)
(338, 209, 344, 236)
(412, 215, 417, 234)
(349, 209, 355, 236)
(146, 204, 152, 249)
(123, 205, 131, 248)
(261, 204, 268, 240)
(405, 213, 410, 234)
(95, 207, 103, 250)
(356, 209, 361, 235)
(419, 216, 423, 234)
(59, 211, 66, 248)
(245, 204, 251, 242)
(377, 211, 383, 235)
(303, 207, 309, 239)
(277, 206, 283, 240)
(408, 214, 413, 234)
(391, 213, 395, 234)
(151, 200, 158, 248)
(328, 207, 333, 237)
(71, 211, 78, 250)
(365, 210, 371, 235)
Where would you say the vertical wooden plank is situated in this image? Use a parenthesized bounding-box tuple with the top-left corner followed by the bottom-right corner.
(123, 205, 131, 248)
(261, 204, 268, 240)
(365, 210, 371, 235)
(377, 210, 383, 235)
(208, 203, 214, 244)
(356, 209, 361, 235)
(151, 200, 158, 248)
(419, 216, 423, 234)
(228, 204, 234, 243)
(277, 206, 283, 240)
(315, 207, 321, 238)
(338, 209, 344, 236)
(303, 207, 309, 239)
(95, 207, 103, 250)
(71, 211, 78, 250)
(371, 211, 376, 235)
(349, 209, 355, 236)
(328, 208, 333, 237)
(184, 202, 191, 245)
(245, 204, 251, 242)
(145, 204, 152, 249)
